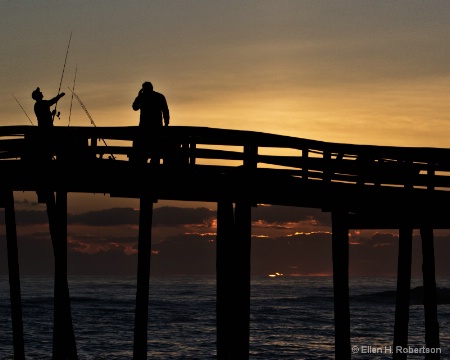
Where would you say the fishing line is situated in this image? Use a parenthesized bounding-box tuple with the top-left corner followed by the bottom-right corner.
(68, 65, 77, 127)
(12, 94, 34, 125)
(67, 87, 116, 160)
(53, 31, 72, 121)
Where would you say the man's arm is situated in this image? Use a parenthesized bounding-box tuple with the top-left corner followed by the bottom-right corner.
(161, 95, 170, 126)
(132, 92, 142, 111)
(48, 92, 65, 106)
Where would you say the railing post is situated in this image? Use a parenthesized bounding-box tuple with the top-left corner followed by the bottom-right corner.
(91, 137, 98, 158)
(323, 150, 331, 183)
(427, 162, 435, 192)
(357, 154, 369, 186)
(189, 142, 196, 166)
(302, 147, 308, 181)
(244, 144, 257, 169)
(374, 158, 383, 187)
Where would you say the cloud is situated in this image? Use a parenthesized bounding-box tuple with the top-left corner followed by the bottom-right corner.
(68, 208, 139, 226)
(0, 205, 330, 229)
(252, 205, 331, 227)
(68, 234, 138, 255)
(0, 206, 217, 227)
(152, 207, 216, 227)
(1, 230, 450, 277)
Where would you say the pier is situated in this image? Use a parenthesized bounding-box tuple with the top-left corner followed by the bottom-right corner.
(1, 125, 446, 359)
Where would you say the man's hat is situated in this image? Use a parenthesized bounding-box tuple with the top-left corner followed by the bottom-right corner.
(31, 87, 41, 100)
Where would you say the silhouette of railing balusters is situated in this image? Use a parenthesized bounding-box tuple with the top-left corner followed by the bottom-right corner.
(189, 142, 196, 165)
(374, 158, 383, 187)
(402, 158, 414, 189)
(323, 150, 332, 183)
(427, 162, 435, 191)
(301, 147, 309, 181)
(91, 137, 98, 158)
(356, 154, 370, 186)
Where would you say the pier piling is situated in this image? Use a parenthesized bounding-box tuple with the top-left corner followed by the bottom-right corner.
(393, 225, 413, 359)
(4, 190, 25, 360)
(420, 226, 440, 359)
(331, 210, 351, 360)
(46, 191, 78, 359)
(133, 194, 154, 359)
(216, 201, 252, 359)
(216, 201, 234, 359)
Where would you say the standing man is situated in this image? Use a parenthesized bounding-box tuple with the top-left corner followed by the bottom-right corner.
(132, 81, 170, 129)
(31, 87, 65, 127)
(31, 87, 65, 202)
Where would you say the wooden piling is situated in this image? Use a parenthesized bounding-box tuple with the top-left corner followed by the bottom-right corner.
(216, 201, 235, 359)
(331, 210, 351, 360)
(133, 194, 154, 359)
(233, 202, 252, 359)
(420, 226, 440, 359)
(216, 201, 252, 359)
(393, 226, 413, 359)
(4, 190, 25, 360)
(46, 191, 78, 359)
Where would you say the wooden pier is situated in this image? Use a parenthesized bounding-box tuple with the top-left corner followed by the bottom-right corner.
(1, 125, 447, 359)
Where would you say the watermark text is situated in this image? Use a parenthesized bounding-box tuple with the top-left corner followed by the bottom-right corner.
(352, 345, 442, 354)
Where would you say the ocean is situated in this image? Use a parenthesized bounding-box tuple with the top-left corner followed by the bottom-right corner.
(0, 275, 449, 359)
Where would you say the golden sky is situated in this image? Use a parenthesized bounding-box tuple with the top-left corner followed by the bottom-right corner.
(2, 1, 450, 147)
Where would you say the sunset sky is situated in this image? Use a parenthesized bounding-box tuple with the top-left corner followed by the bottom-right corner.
(1, 1, 450, 277)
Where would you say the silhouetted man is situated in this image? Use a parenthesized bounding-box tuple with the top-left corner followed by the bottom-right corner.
(132, 82, 170, 128)
(31, 87, 65, 127)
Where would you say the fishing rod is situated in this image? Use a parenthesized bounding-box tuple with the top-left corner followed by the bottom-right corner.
(53, 31, 72, 122)
(12, 94, 35, 125)
(67, 87, 116, 160)
(68, 65, 77, 127)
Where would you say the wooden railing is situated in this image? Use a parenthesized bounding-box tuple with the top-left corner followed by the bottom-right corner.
(1, 125, 450, 192)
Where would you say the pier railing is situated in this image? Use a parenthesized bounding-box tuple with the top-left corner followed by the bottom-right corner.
(1, 125, 450, 192)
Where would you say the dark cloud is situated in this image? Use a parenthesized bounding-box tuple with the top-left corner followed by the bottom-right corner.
(69, 208, 139, 226)
(4, 230, 448, 277)
(1, 204, 448, 277)
(14, 198, 39, 207)
(252, 205, 331, 226)
(0, 206, 217, 227)
(2, 210, 50, 225)
(0, 205, 330, 228)
(152, 207, 216, 227)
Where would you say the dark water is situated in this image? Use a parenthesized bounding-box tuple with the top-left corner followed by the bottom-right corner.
(1, 276, 449, 359)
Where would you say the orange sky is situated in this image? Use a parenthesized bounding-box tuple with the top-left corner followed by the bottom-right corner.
(2, 1, 450, 148)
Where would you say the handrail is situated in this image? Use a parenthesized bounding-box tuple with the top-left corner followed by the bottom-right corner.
(0, 125, 449, 191)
